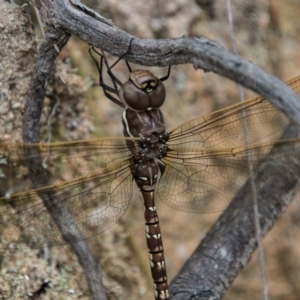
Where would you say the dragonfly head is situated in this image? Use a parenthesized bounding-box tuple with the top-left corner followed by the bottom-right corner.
(118, 70, 166, 112)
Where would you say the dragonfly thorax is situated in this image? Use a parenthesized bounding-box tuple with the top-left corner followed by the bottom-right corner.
(123, 108, 168, 141)
(123, 107, 169, 161)
(137, 138, 168, 161)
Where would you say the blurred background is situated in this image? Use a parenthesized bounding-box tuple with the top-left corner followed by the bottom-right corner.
(1, 0, 300, 299)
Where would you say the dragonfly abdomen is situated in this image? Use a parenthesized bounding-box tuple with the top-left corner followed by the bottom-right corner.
(142, 190, 169, 300)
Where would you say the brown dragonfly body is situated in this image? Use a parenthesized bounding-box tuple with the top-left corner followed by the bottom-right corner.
(0, 46, 300, 300)
(111, 62, 171, 299)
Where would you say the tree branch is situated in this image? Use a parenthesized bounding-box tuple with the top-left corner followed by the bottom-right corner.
(33, 0, 300, 126)
(169, 123, 300, 299)
(22, 25, 106, 300)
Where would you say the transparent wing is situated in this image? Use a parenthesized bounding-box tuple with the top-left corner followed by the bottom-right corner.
(168, 76, 300, 150)
(158, 76, 300, 212)
(159, 140, 299, 212)
(0, 137, 138, 249)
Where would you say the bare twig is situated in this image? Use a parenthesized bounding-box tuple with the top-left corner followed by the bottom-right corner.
(226, 1, 269, 299)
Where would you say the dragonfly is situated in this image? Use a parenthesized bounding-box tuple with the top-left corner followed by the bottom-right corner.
(0, 45, 300, 300)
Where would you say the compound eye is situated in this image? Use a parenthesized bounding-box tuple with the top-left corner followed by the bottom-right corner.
(119, 82, 150, 111)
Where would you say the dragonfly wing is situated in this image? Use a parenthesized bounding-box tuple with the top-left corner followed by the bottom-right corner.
(159, 139, 300, 213)
(0, 137, 137, 249)
(0, 137, 136, 196)
(168, 76, 300, 151)
(158, 76, 300, 212)
(0, 161, 133, 249)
